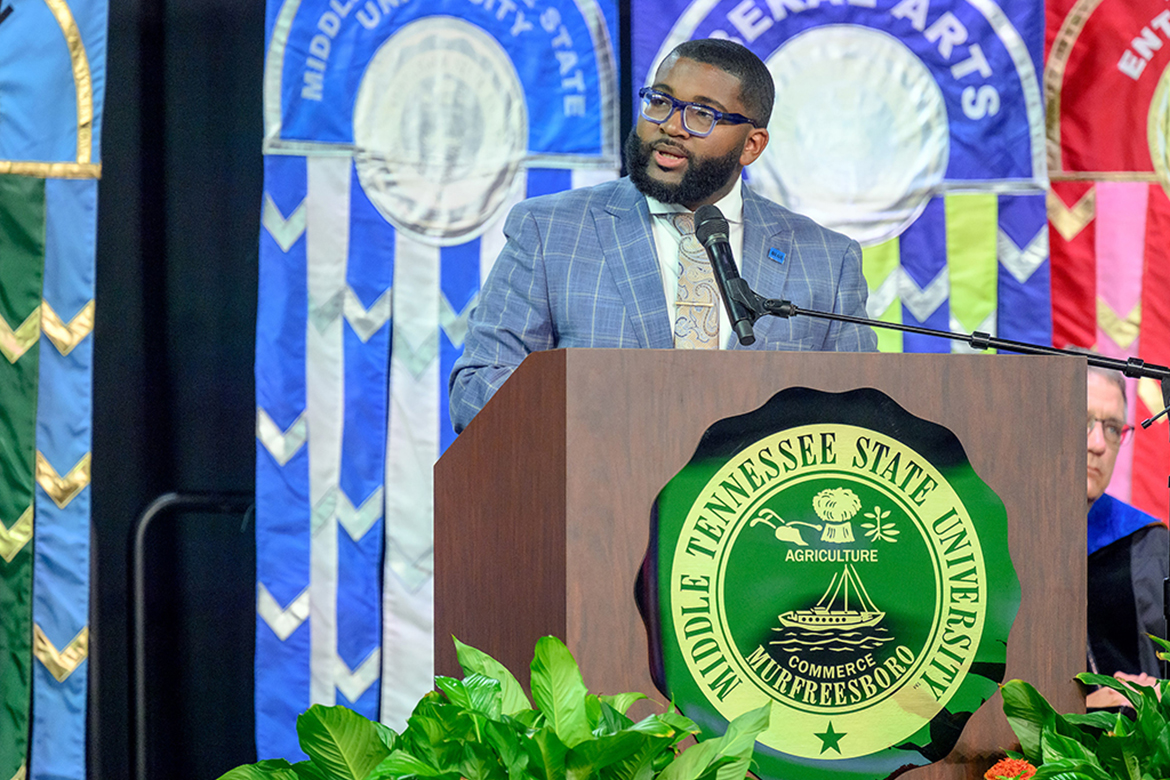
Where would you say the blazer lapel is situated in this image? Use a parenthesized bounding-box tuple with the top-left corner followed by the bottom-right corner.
(591, 180, 674, 348)
(735, 186, 793, 350)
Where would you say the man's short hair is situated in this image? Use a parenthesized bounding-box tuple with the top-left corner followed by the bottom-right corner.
(669, 38, 775, 128)
(1066, 345, 1128, 412)
(1088, 365, 1128, 412)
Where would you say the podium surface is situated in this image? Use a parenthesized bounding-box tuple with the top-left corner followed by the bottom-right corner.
(435, 349, 1085, 779)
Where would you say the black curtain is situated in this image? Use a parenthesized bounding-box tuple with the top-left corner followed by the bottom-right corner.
(91, 0, 263, 776)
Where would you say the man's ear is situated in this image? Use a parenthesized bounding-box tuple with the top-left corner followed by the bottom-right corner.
(739, 127, 769, 167)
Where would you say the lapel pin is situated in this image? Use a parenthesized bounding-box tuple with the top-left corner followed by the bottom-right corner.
(768, 248, 786, 264)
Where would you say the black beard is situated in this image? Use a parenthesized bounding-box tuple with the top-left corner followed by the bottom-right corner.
(625, 128, 742, 207)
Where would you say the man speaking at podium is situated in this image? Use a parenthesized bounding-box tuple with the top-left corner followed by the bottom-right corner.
(450, 38, 878, 433)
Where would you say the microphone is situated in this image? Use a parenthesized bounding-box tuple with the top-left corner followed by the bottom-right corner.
(693, 204, 758, 346)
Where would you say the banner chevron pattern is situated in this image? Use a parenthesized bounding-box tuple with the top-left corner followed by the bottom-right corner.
(255, 0, 620, 757)
(0, 0, 105, 775)
(1047, 0, 1170, 519)
(0, 174, 46, 780)
(633, 0, 1051, 362)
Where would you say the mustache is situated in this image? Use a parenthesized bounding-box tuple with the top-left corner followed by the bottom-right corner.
(650, 140, 690, 158)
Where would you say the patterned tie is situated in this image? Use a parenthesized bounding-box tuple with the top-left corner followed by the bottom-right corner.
(670, 212, 719, 349)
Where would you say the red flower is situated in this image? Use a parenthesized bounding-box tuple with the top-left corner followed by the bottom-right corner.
(984, 758, 1037, 780)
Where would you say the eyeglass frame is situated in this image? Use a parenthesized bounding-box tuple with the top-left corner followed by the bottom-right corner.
(637, 87, 761, 137)
(1087, 415, 1134, 447)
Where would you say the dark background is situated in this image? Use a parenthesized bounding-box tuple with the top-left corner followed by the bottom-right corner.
(88, 0, 634, 777)
(91, 0, 264, 776)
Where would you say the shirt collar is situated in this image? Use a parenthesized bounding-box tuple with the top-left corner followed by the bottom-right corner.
(644, 177, 744, 223)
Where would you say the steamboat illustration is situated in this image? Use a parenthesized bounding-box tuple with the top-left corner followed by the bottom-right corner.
(778, 563, 885, 631)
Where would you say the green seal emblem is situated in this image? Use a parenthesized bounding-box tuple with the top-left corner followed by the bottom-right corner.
(638, 388, 1019, 780)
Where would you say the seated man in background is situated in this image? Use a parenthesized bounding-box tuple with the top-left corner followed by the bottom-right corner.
(1084, 364, 1168, 707)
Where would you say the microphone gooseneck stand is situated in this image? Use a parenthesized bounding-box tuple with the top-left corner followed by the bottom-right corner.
(691, 205, 1170, 677)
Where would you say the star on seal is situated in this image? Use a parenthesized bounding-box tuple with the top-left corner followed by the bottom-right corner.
(815, 722, 846, 754)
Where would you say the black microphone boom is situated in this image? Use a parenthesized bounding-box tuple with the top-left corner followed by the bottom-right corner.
(694, 204, 760, 346)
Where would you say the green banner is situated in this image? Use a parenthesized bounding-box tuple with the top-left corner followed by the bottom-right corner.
(0, 174, 46, 780)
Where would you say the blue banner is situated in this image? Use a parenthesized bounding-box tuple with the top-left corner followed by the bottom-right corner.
(632, 0, 1049, 352)
(256, 0, 619, 758)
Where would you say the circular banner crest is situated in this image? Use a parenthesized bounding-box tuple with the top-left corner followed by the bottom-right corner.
(632, 0, 1046, 246)
(639, 388, 1019, 780)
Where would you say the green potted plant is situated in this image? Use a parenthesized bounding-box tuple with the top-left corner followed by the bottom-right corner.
(219, 636, 769, 780)
(997, 635, 1170, 779)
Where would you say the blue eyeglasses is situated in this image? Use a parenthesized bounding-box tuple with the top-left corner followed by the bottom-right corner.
(638, 87, 761, 137)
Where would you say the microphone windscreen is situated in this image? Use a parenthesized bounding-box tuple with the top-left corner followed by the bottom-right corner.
(694, 204, 729, 245)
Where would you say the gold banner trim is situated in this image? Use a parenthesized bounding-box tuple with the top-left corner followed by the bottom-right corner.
(42, 299, 95, 356)
(1049, 172, 1159, 182)
(0, 161, 101, 179)
(34, 624, 89, 682)
(1097, 299, 1141, 350)
(36, 452, 92, 509)
(42, 0, 94, 165)
(1047, 187, 1096, 241)
(0, 507, 34, 564)
(1045, 0, 1105, 174)
(0, 306, 42, 364)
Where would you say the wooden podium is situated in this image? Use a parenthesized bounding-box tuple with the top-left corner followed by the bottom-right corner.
(434, 349, 1085, 779)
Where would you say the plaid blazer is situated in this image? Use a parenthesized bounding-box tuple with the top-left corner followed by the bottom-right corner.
(449, 177, 877, 432)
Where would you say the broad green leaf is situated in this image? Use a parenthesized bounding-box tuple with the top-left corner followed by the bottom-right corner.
(432, 677, 502, 737)
(706, 705, 771, 780)
(297, 705, 393, 780)
(1142, 719, 1170, 773)
(712, 755, 753, 780)
(509, 709, 544, 730)
(625, 710, 699, 750)
(1001, 681, 1058, 763)
(1064, 711, 1122, 731)
(715, 704, 770, 758)
(409, 702, 479, 752)
(460, 741, 508, 780)
(599, 733, 674, 780)
(464, 673, 506, 720)
(1093, 733, 1146, 780)
(1031, 757, 1114, 780)
(1041, 730, 1099, 764)
(1077, 671, 1123, 688)
(655, 706, 769, 780)
(601, 693, 647, 717)
(655, 709, 699, 737)
(530, 637, 593, 748)
(657, 738, 721, 780)
(1078, 673, 1149, 713)
(436, 676, 473, 709)
(485, 719, 530, 776)
(369, 749, 448, 777)
(566, 731, 653, 780)
(586, 695, 603, 731)
(455, 637, 533, 715)
(595, 701, 636, 736)
(216, 759, 300, 779)
(524, 726, 569, 780)
(625, 716, 678, 740)
(369, 721, 400, 753)
(290, 761, 330, 780)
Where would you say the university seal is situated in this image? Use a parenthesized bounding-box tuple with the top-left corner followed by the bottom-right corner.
(637, 387, 1019, 780)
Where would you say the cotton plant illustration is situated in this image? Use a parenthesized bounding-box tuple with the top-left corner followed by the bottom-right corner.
(862, 506, 899, 543)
